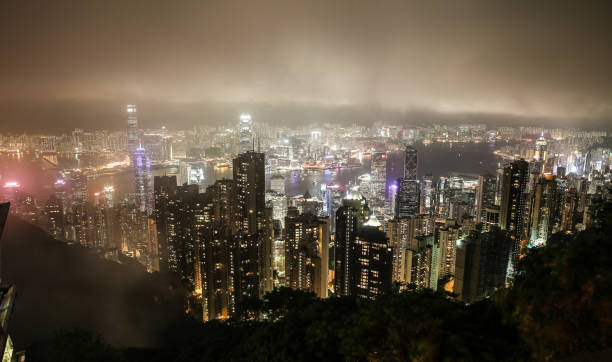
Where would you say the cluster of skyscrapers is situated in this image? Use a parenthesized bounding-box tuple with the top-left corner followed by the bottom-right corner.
(1, 108, 610, 318)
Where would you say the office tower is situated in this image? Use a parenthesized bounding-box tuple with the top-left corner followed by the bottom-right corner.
(70, 170, 89, 246)
(404, 145, 418, 180)
(133, 147, 153, 214)
(476, 173, 497, 223)
(420, 174, 435, 215)
(351, 214, 393, 299)
(534, 135, 548, 161)
(270, 174, 285, 194)
(528, 174, 558, 247)
(499, 159, 529, 271)
(334, 190, 370, 297)
(44, 195, 64, 240)
(126, 104, 139, 162)
(238, 113, 253, 153)
(370, 152, 387, 218)
(233, 151, 265, 235)
(396, 178, 420, 218)
(154, 175, 178, 271)
(560, 185, 577, 232)
(285, 208, 329, 298)
(454, 227, 512, 304)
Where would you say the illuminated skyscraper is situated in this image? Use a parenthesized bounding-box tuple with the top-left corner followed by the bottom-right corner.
(238, 113, 253, 154)
(499, 159, 529, 274)
(69, 170, 89, 246)
(396, 178, 420, 218)
(476, 173, 497, 223)
(352, 214, 393, 299)
(126, 104, 139, 163)
(284, 208, 329, 298)
(233, 151, 266, 235)
(44, 195, 65, 241)
(133, 147, 153, 214)
(387, 217, 421, 285)
(528, 174, 557, 247)
(404, 145, 418, 180)
(370, 152, 387, 218)
(204, 179, 241, 320)
(420, 174, 435, 215)
(154, 175, 178, 271)
(534, 135, 548, 161)
(334, 190, 370, 297)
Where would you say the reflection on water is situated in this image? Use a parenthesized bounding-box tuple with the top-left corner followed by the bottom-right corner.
(1, 142, 499, 202)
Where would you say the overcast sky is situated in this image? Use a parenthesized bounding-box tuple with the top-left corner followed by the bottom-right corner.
(1, 0, 611, 132)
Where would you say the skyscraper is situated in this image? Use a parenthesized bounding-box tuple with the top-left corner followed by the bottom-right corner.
(420, 174, 435, 215)
(499, 159, 529, 274)
(334, 190, 370, 297)
(454, 227, 512, 304)
(204, 179, 241, 320)
(528, 174, 557, 247)
(44, 195, 65, 240)
(238, 113, 253, 154)
(133, 147, 153, 214)
(395, 145, 420, 219)
(154, 175, 178, 272)
(395, 178, 420, 218)
(351, 214, 393, 299)
(270, 174, 285, 194)
(534, 135, 548, 161)
(284, 208, 329, 298)
(404, 145, 418, 180)
(233, 151, 266, 235)
(127, 104, 139, 163)
(476, 173, 497, 223)
(370, 152, 387, 218)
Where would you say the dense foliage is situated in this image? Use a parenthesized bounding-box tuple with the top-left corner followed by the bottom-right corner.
(26, 203, 612, 361)
(498, 202, 612, 360)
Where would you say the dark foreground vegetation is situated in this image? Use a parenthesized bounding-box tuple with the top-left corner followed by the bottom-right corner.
(23, 203, 612, 361)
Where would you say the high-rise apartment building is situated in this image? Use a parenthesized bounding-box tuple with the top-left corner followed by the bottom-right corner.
(351, 215, 393, 299)
(454, 227, 512, 304)
(284, 208, 329, 298)
(233, 151, 266, 235)
(334, 190, 370, 297)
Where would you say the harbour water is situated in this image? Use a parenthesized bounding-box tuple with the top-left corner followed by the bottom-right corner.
(1, 141, 500, 202)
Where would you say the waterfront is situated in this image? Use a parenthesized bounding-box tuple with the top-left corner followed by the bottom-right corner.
(1, 141, 500, 202)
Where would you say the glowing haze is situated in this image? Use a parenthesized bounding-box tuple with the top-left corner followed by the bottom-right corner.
(0, 0, 611, 131)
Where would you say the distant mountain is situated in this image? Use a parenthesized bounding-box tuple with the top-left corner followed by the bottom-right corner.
(1, 216, 187, 350)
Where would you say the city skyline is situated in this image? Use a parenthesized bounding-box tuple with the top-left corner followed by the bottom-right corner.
(0, 2, 611, 360)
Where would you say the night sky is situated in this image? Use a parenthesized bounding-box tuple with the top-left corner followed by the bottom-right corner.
(1, 0, 611, 132)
